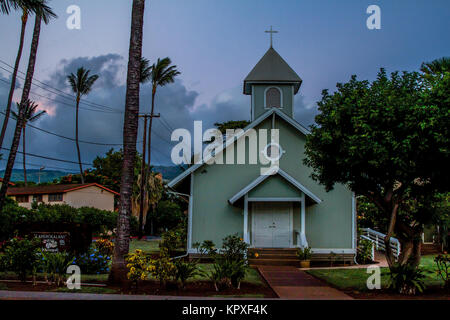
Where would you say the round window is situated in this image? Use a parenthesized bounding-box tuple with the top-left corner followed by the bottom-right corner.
(263, 143, 284, 161)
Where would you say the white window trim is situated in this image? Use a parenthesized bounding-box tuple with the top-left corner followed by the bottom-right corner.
(264, 86, 283, 109)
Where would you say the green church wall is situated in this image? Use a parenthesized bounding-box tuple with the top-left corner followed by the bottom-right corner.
(190, 115, 354, 250)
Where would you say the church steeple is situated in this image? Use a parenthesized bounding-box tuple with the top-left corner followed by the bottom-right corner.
(244, 46, 302, 120)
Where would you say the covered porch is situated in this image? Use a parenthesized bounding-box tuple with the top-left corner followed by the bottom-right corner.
(228, 168, 322, 249)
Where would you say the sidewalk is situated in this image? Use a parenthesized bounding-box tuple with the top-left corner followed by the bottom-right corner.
(257, 266, 353, 300)
(0, 290, 267, 300)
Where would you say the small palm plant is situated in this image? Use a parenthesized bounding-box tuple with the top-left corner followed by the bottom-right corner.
(67, 67, 99, 183)
(12, 99, 46, 186)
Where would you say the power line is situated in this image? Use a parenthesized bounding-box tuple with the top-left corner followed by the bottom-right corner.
(0, 59, 123, 113)
(0, 158, 79, 172)
(0, 78, 121, 114)
(0, 147, 93, 166)
(0, 110, 143, 146)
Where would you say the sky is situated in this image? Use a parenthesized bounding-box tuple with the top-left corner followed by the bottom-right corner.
(0, 0, 449, 171)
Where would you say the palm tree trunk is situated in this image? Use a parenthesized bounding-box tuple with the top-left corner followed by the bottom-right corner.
(0, 105, 26, 211)
(75, 95, 84, 183)
(19, 13, 42, 188)
(0, 9, 28, 151)
(108, 0, 146, 285)
(22, 126, 27, 186)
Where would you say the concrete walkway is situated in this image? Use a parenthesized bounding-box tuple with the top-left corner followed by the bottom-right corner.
(257, 266, 352, 300)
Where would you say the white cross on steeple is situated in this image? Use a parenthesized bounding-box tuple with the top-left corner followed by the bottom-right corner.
(265, 26, 278, 48)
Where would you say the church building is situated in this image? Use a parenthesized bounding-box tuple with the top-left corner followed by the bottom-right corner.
(168, 43, 356, 262)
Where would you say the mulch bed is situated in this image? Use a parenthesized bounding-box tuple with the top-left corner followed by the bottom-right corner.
(114, 280, 277, 297)
(0, 279, 277, 298)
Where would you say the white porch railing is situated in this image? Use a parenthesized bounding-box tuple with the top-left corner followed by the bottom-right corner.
(360, 228, 401, 258)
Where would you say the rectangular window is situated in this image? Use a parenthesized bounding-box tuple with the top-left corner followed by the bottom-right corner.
(48, 193, 63, 202)
(16, 195, 29, 203)
(33, 195, 43, 203)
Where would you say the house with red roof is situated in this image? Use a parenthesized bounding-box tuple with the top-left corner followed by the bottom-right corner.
(7, 183, 119, 211)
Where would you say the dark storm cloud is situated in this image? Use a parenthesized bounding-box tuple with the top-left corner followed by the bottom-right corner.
(1, 54, 320, 170)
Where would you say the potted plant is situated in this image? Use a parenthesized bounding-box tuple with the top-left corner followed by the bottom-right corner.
(296, 247, 312, 268)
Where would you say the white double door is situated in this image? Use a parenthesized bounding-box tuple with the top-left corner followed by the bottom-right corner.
(252, 202, 292, 248)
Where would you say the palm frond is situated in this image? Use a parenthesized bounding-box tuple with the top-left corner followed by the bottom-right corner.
(151, 57, 180, 89)
(67, 67, 99, 96)
(140, 57, 152, 84)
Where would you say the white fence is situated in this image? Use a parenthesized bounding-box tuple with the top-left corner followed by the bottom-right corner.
(360, 228, 401, 258)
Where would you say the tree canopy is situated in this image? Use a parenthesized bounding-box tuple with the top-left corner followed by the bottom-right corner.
(304, 65, 449, 268)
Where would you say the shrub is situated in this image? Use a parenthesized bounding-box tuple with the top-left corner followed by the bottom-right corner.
(207, 234, 249, 291)
(40, 251, 74, 286)
(148, 248, 176, 287)
(1, 237, 40, 281)
(434, 254, 450, 289)
(296, 247, 312, 261)
(357, 239, 374, 264)
(174, 259, 202, 289)
(388, 263, 426, 295)
(72, 246, 111, 274)
(0, 202, 121, 241)
(193, 240, 216, 256)
(94, 239, 114, 256)
(159, 224, 186, 255)
(221, 234, 249, 261)
(126, 249, 151, 284)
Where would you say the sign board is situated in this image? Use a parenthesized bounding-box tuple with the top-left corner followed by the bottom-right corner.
(32, 232, 71, 253)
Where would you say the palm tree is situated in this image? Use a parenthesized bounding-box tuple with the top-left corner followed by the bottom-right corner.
(12, 100, 45, 185)
(146, 58, 180, 172)
(0, 100, 27, 210)
(67, 67, 99, 184)
(144, 57, 180, 235)
(0, 0, 47, 14)
(108, 0, 146, 285)
(137, 57, 152, 239)
(0, 0, 56, 151)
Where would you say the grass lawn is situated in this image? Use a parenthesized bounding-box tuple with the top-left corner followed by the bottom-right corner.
(129, 239, 161, 253)
(53, 286, 117, 294)
(306, 255, 444, 291)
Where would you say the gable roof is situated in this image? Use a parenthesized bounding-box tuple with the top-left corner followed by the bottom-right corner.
(244, 47, 302, 95)
(168, 108, 310, 188)
(0, 178, 15, 186)
(228, 167, 322, 205)
(6, 183, 119, 196)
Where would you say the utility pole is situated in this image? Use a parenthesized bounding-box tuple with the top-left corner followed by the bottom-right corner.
(138, 113, 159, 239)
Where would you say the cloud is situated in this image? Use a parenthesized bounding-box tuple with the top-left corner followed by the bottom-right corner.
(1, 54, 320, 171)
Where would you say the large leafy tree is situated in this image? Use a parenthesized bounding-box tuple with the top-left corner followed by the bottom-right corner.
(109, 0, 146, 284)
(304, 68, 449, 270)
(67, 67, 99, 184)
(0, 0, 55, 151)
(214, 120, 251, 134)
(12, 100, 46, 185)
